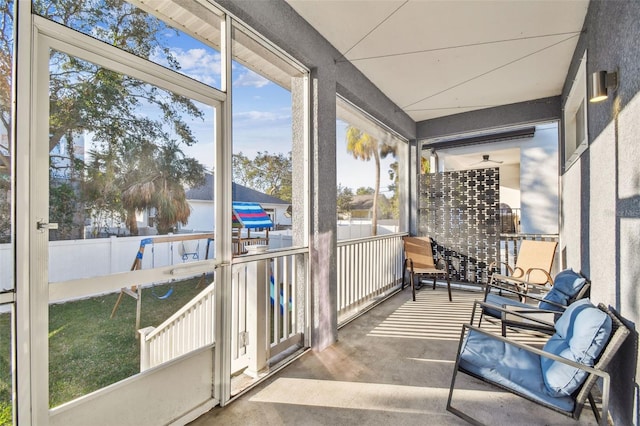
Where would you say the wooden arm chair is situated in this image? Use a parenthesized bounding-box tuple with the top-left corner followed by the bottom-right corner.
(402, 236, 451, 302)
(489, 239, 558, 301)
(448, 300, 629, 426)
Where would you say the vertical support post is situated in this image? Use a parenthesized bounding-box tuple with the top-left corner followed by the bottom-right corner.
(138, 326, 154, 371)
(136, 286, 142, 332)
(245, 255, 269, 378)
(309, 69, 338, 351)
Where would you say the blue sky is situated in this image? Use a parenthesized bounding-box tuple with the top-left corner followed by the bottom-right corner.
(154, 27, 397, 194)
(87, 21, 394, 195)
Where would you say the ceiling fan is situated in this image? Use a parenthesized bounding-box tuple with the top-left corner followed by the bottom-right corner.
(470, 154, 503, 166)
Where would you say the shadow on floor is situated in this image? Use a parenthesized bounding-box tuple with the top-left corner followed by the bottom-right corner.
(189, 287, 599, 425)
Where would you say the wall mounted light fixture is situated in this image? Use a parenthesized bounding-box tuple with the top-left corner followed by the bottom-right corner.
(589, 70, 618, 103)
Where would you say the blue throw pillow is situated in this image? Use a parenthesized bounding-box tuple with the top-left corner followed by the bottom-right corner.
(541, 299, 612, 397)
(538, 269, 587, 311)
(552, 268, 587, 298)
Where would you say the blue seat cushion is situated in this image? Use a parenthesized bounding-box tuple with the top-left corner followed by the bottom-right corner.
(459, 329, 575, 412)
(539, 269, 586, 311)
(483, 293, 532, 318)
(541, 299, 612, 397)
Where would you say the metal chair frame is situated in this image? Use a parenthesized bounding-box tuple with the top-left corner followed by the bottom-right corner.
(401, 236, 451, 301)
(447, 303, 630, 426)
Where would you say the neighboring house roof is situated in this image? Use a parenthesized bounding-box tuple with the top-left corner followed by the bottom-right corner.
(185, 172, 214, 201)
(233, 183, 289, 205)
(350, 194, 389, 211)
(185, 172, 289, 205)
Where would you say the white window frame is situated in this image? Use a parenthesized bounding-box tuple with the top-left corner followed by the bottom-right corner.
(563, 51, 588, 171)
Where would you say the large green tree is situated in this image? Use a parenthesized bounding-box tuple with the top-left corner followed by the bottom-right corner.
(18, 0, 206, 236)
(356, 187, 374, 195)
(345, 126, 395, 236)
(0, 0, 13, 243)
(85, 139, 205, 235)
(122, 140, 205, 234)
(233, 151, 292, 202)
(386, 162, 399, 220)
(336, 184, 354, 219)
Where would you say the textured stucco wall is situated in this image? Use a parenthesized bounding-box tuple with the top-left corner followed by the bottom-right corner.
(560, 1, 640, 424)
(520, 125, 559, 234)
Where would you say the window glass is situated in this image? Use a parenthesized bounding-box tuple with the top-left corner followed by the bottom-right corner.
(336, 98, 402, 240)
(47, 49, 216, 407)
(1, 1, 15, 422)
(231, 25, 306, 255)
(1, 0, 13, 293)
(33, 0, 223, 90)
(563, 51, 587, 169)
(228, 23, 308, 398)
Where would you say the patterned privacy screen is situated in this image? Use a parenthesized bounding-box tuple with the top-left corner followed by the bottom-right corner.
(419, 168, 500, 284)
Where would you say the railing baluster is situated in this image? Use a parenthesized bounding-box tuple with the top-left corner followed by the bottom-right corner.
(336, 233, 407, 324)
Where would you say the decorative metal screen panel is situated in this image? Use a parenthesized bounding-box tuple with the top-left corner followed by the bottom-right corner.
(419, 168, 500, 284)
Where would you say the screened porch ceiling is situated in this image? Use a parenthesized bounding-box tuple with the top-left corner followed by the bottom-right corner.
(286, 0, 589, 123)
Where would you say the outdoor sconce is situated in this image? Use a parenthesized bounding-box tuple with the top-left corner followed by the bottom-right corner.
(589, 70, 618, 103)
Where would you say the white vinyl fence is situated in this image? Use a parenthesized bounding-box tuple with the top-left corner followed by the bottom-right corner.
(0, 232, 293, 290)
(337, 219, 400, 240)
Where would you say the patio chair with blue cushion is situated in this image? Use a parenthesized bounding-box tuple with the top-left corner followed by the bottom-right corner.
(447, 299, 630, 426)
(476, 268, 590, 335)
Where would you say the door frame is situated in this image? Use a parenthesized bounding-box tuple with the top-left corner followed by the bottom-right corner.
(20, 15, 229, 424)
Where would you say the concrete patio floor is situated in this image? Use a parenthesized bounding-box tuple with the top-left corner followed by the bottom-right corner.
(189, 286, 599, 425)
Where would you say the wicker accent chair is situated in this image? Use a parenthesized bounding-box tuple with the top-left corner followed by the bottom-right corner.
(401, 236, 451, 302)
(489, 239, 558, 301)
(447, 300, 630, 426)
(477, 268, 591, 336)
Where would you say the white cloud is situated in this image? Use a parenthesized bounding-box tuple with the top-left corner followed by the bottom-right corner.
(151, 46, 221, 87)
(233, 111, 291, 127)
(234, 70, 270, 88)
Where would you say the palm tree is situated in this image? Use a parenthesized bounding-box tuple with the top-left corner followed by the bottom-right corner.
(345, 126, 383, 235)
(121, 140, 205, 235)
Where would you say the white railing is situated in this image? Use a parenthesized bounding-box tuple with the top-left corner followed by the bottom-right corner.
(139, 232, 406, 373)
(337, 233, 406, 323)
(137, 247, 307, 375)
(139, 282, 216, 371)
(231, 248, 307, 376)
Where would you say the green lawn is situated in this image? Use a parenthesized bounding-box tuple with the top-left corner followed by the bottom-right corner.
(0, 276, 206, 421)
(0, 311, 11, 426)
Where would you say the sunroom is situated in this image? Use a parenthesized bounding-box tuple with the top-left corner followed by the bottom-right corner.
(1, 0, 638, 425)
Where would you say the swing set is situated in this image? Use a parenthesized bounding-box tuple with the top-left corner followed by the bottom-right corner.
(110, 233, 215, 330)
(112, 203, 273, 330)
